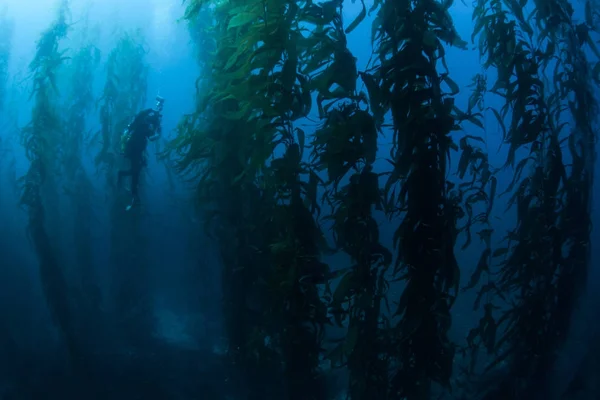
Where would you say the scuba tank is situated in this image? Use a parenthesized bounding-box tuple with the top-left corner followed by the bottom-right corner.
(120, 111, 148, 155)
(120, 127, 132, 155)
(120, 98, 163, 156)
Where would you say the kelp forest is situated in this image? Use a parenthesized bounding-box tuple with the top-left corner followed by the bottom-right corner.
(0, 0, 599, 399)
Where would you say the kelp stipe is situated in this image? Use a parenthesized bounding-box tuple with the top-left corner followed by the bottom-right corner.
(364, 0, 469, 397)
(175, 2, 324, 399)
(61, 14, 103, 346)
(173, 0, 343, 397)
(464, 0, 599, 397)
(174, 0, 493, 398)
(174, 2, 284, 398)
(94, 29, 151, 345)
(18, 0, 82, 376)
(302, 4, 392, 398)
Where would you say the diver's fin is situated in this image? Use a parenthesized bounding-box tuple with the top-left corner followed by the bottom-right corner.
(125, 198, 141, 212)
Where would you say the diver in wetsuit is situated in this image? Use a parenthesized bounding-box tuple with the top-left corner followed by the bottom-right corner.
(118, 96, 165, 211)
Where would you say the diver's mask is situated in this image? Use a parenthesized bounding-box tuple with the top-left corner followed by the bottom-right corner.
(155, 95, 165, 112)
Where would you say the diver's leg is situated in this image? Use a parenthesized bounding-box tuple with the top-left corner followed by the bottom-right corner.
(117, 169, 131, 188)
(118, 154, 134, 188)
(131, 164, 141, 204)
(126, 160, 142, 211)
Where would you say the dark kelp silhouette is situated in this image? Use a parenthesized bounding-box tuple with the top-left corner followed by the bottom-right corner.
(170, 0, 598, 398)
(18, 0, 84, 377)
(462, 0, 599, 398)
(93, 29, 152, 345)
(61, 14, 103, 348)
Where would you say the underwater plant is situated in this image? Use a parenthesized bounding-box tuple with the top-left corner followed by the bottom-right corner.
(61, 15, 102, 343)
(357, 0, 471, 397)
(176, 0, 484, 398)
(94, 29, 151, 345)
(18, 0, 82, 373)
(174, 0, 600, 398)
(299, 3, 393, 398)
(464, 0, 599, 397)
(175, 3, 288, 399)
(174, 0, 356, 397)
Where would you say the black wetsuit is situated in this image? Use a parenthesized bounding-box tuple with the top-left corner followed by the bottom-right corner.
(118, 108, 162, 205)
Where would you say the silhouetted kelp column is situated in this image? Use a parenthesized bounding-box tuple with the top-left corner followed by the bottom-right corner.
(175, 0, 339, 398)
(19, 0, 81, 371)
(364, 0, 467, 397)
(174, 2, 285, 398)
(94, 31, 151, 345)
(254, 1, 333, 396)
(62, 18, 102, 342)
(549, 0, 598, 354)
(467, 0, 599, 397)
(301, 4, 393, 398)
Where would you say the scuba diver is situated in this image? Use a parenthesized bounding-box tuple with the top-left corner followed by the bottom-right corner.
(118, 95, 165, 211)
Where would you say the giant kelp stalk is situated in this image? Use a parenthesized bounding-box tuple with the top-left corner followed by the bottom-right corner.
(175, 0, 334, 398)
(62, 21, 102, 342)
(549, 0, 599, 349)
(453, 74, 498, 390)
(94, 31, 150, 345)
(466, 0, 599, 397)
(315, 108, 392, 399)
(174, 17, 281, 400)
(175, 4, 275, 397)
(362, 0, 468, 397)
(250, 2, 334, 395)
(300, 3, 393, 398)
(18, 0, 82, 372)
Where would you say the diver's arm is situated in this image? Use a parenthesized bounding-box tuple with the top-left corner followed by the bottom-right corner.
(148, 120, 162, 142)
(148, 119, 162, 141)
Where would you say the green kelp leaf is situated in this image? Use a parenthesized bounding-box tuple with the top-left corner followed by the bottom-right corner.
(345, 0, 366, 34)
(222, 101, 253, 120)
(467, 113, 485, 129)
(368, 0, 382, 15)
(462, 249, 490, 291)
(224, 48, 246, 71)
(227, 2, 261, 17)
(228, 12, 259, 30)
(489, 107, 507, 141)
(371, 14, 382, 44)
(442, 74, 460, 95)
(359, 72, 386, 127)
